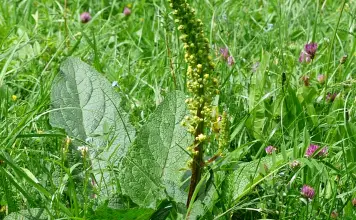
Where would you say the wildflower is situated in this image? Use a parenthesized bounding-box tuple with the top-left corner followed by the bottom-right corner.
(305, 144, 319, 157)
(299, 51, 311, 63)
(301, 185, 315, 199)
(352, 198, 356, 207)
(91, 177, 97, 187)
(340, 54, 347, 64)
(264, 23, 273, 32)
(252, 62, 260, 72)
(290, 160, 301, 169)
(218, 112, 229, 151)
(326, 92, 338, 102)
(123, 7, 131, 16)
(265, 146, 276, 155)
(65, 136, 71, 146)
(317, 74, 326, 84)
(212, 115, 222, 133)
(305, 144, 328, 158)
(11, 95, 17, 101)
(196, 134, 207, 142)
(227, 56, 235, 66)
(90, 177, 97, 200)
(77, 146, 89, 156)
(301, 75, 310, 86)
(219, 47, 235, 66)
(80, 12, 91, 23)
(331, 211, 338, 219)
(112, 81, 118, 87)
(318, 146, 328, 157)
(221, 13, 228, 21)
(219, 47, 229, 60)
(304, 43, 318, 59)
(299, 42, 318, 63)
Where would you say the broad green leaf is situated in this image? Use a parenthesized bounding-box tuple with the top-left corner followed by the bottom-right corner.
(88, 206, 154, 220)
(50, 57, 135, 197)
(149, 200, 174, 220)
(4, 208, 49, 220)
(189, 170, 226, 219)
(246, 51, 271, 140)
(223, 153, 286, 207)
(188, 201, 204, 220)
(119, 91, 192, 208)
(21, 167, 39, 184)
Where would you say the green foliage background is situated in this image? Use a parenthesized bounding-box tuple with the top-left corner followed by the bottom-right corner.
(1, 0, 356, 219)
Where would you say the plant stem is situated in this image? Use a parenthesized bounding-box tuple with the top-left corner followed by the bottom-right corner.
(324, 0, 346, 101)
(165, 32, 177, 89)
(187, 108, 204, 207)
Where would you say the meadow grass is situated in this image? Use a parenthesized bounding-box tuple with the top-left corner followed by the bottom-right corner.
(0, 0, 356, 219)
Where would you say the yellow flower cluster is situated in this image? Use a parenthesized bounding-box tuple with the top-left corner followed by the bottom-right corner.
(169, 0, 219, 152)
(218, 111, 229, 152)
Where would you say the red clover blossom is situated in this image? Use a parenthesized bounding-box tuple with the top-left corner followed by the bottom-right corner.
(330, 211, 338, 219)
(326, 93, 338, 102)
(299, 42, 318, 63)
(301, 75, 310, 86)
(220, 48, 229, 60)
(301, 185, 315, 199)
(290, 160, 301, 169)
(80, 12, 91, 23)
(219, 47, 235, 66)
(317, 74, 326, 84)
(227, 56, 235, 66)
(305, 144, 328, 158)
(123, 7, 131, 16)
(265, 146, 276, 155)
(340, 54, 348, 64)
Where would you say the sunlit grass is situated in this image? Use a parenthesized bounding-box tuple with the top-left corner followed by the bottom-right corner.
(1, 0, 356, 219)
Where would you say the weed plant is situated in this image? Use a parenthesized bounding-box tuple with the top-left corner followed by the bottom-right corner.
(0, 0, 356, 219)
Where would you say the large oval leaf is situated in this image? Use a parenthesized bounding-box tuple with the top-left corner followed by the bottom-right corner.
(4, 208, 49, 220)
(50, 57, 135, 198)
(119, 91, 192, 208)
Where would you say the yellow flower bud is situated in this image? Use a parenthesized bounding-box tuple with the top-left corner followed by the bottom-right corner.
(178, 25, 185, 30)
(196, 133, 207, 141)
(180, 34, 188, 40)
(11, 95, 17, 101)
(185, 53, 189, 60)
